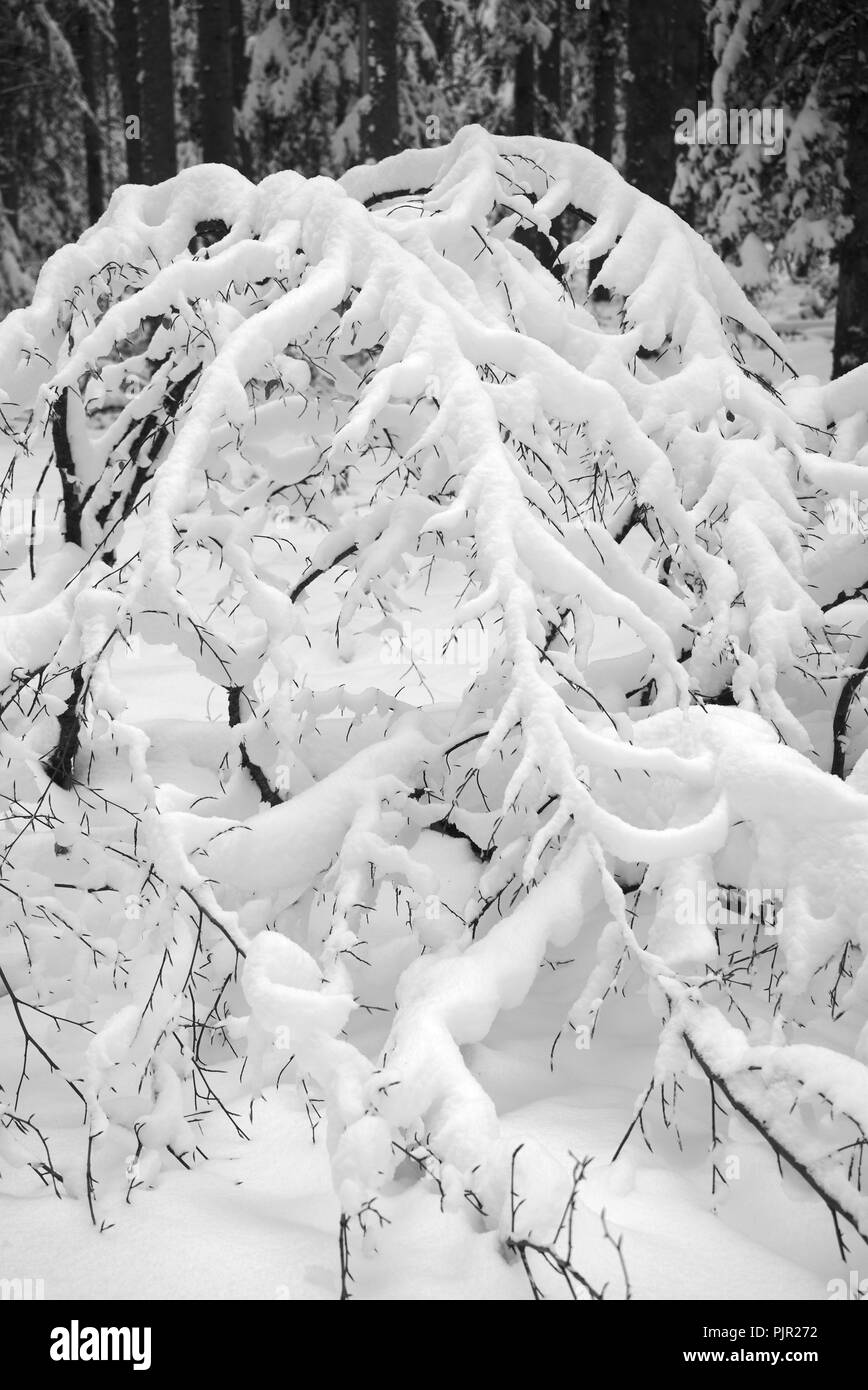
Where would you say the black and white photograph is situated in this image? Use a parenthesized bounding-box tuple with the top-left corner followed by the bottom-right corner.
(0, 0, 866, 1339)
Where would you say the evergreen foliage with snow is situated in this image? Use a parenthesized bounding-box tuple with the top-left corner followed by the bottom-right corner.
(674, 0, 851, 292)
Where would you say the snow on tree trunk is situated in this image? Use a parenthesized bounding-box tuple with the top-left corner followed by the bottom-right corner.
(1, 127, 868, 1291)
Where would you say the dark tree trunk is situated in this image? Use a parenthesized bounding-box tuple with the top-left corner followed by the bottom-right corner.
(833, 52, 868, 379)
(72, 5, 105, 222)
(359, 0, 401, 161)
(228, 0, 252, 175)
(0, 14, 24, 237)
(114, 0, 142, 182)
(625, 0, 676, 204)
(537, 0, 562, 139)
(229, 0, 247, 109)
(99, 23, 115, 192)
(139, 0, 176, 183)
(198, 0, 237, 167)
(590, 0, 617, 161)
(2, 169, 20, 239)
(671, 0, 703, 112)
(670, 0, 704, 224)
(514, 41, 535, 135)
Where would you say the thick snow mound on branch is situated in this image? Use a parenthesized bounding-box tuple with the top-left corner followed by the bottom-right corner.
(205, 716, 435, 896)
(243, 931, 354, 1044)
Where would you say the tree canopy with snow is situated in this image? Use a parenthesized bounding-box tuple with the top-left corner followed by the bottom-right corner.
(1, 126, 867, 1298)
(674, 0, 868, 378)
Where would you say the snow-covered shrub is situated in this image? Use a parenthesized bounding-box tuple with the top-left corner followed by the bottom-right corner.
(1, 126, 867, 1293)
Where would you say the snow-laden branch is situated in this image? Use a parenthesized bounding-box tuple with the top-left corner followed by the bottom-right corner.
(1, 126, 867, 1284)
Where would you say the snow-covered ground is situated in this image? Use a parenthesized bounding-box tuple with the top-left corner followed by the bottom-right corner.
(2, 1037, 833, 1302)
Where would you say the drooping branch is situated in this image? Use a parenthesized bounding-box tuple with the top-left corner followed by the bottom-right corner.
(0, 1111, 65, 1197)
(42, 666, 85, 790)
(289, 545, 357, 604)
(505, 1146, 629, 1300)
(683, 1030, 868, 1256)
(50, 388, 82, 546)
(226, 685, 283, 808)
(831, 644, 868, 778)
(0, 960, 88, 1115)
